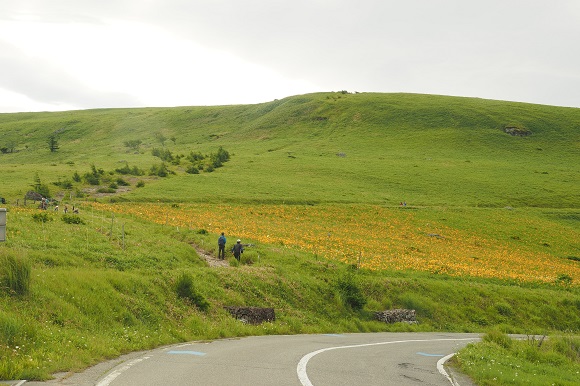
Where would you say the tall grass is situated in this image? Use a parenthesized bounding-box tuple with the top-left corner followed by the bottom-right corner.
(0, 251, 31, 296)
(454, 331, 580, 385)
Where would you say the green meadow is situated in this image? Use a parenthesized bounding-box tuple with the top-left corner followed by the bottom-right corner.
(0, 92, 579, 383)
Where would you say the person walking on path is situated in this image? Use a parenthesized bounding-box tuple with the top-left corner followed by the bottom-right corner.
(232, 239, 244, 262)
(218, 232, 227, 260)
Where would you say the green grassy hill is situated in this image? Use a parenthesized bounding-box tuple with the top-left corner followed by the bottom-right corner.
(1, 92, 579, 381)
(1, 92, 579, 207)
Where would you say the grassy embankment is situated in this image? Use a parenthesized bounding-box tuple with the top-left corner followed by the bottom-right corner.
(0, 92, 579, 381)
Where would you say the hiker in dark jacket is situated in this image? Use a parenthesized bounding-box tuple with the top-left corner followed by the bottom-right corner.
(232, 239, 244, 261)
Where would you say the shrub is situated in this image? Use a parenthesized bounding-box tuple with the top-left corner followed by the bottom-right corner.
(53, 179, 73, 189)
(136, 180, 145, 188)
(240, 250, 257, 265)
(62, 214, 85, 225)
(83, 173, 100, 185)
(483, 330, 513, 349)
(116, 178, 130, 186)
(115, 163, 144, 176)
(149, 163, 172, 177)
(175, 272, 209, 311)
(187, 151, 205, 162)
(31, 212, 52, 223)
(186, 165, 199, 174)
(123, 139, 142, 151)
(495, 302, 513, 316)
(84, 164, 105, 185)
(152, 147, 174, 162)
(0, 253, 31, 296)
(336, 272, 367, 311)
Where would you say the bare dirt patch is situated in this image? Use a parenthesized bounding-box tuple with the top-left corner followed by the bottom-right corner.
(191, 243, 229, 267)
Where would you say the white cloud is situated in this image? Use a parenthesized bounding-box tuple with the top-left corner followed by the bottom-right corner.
(0, 0, 579, 112)
(0, 17, 322, 111)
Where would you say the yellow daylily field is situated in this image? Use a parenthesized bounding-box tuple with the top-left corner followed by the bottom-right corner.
(92, 203, 579, 285)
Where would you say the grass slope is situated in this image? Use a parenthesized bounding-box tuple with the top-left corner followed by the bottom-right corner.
(1, 92, 579, 207)
(0, 92, 579, 381)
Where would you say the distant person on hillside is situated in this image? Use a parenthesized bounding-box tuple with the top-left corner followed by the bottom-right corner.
(218, 232, 227, 260)
(232, 239, 244, 262)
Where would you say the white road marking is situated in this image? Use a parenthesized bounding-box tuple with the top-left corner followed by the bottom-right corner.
(297, 338, 476, 386)
(167, 350, 206, 356)
(437, 353, 460, 386)
(95, 356, 150, 386)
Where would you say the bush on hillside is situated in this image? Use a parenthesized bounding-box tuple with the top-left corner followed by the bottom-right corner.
(175, 272, 209, 311)
(115, 178, 130, 186)
(32, 212, 52, 223)
(152, 147, 174, 162)
(149, 163, 173, 177)
(483, 330, 513, 349)
(62, 214, 85, 225)
(53, 179, 73, 189)
(123, 139, 142, 151)
(115, 163, 144, 176)
(336, 271, 367, 311)
(83, 164, 104, 185)
(186, 147, 230, 174)
(186, 165, 199, 174)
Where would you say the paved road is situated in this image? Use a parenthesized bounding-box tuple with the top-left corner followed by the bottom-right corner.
(24, 332, 480, 386)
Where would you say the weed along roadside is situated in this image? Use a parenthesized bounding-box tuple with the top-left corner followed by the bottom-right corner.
(0, 208, 6, 243)
(0, 92, 579, 384)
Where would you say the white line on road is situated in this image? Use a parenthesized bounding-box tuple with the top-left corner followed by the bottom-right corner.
(297, 338, 476, 386)
(96, 356, 150, 386)
(437, 353, 460, 386)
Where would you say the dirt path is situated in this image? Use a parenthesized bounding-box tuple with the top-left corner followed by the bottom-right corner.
(191, 243, 229, 267)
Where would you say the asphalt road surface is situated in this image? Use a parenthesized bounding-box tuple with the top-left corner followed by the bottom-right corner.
(24, 332, 480, 386)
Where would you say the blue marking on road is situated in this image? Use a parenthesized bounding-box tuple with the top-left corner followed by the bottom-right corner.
(417, 352, 445, 357)
(168, 350, 206, 356)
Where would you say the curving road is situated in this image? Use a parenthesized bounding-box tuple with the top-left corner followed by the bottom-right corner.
(24, 332, 480, 386)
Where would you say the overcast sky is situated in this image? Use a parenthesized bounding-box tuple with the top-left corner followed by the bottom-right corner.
(1, 0, 579, 113)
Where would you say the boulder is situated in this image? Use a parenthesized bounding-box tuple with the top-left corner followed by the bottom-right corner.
(374, 309, 417, 324)
(224, 306, 275, 324)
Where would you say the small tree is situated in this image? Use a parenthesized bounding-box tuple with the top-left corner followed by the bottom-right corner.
(48, 135, 59, 152)
(32, 173, 50, 197)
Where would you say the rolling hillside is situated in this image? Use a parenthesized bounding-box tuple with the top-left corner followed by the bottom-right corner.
(1, 92, 579, 207)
